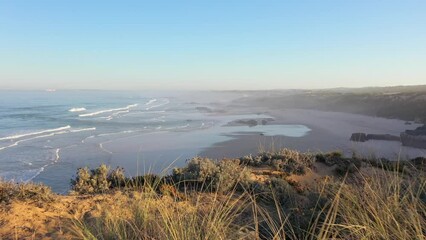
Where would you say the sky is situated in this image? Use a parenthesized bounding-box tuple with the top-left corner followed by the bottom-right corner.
(0, 0, 425, 90)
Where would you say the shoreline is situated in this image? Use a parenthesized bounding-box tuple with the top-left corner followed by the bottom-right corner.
(9, 107, 426, 193)
(200, 108, 425, 160)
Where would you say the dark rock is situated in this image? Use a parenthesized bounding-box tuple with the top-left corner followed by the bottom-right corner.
(350, 133, 367, 142)
(405, 125, 426, 136)
(366, 134, 400, 141)
(401, 133, 426, 149)
(351, 133, 400, 142)
(235, 119, 258, 127)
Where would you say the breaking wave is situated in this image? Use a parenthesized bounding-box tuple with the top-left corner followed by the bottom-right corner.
(69, 107, 86, 112)
(79, 104, 138, 117)
(0, 126, 71, 141)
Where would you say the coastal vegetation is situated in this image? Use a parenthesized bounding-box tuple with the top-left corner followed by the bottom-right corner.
(241, 86, 426, 123)
(1, 148, 425, 239)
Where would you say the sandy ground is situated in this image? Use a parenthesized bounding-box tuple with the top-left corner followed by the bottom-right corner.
(200, 108, 425, 160)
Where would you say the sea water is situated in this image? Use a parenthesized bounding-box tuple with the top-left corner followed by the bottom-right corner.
(0, 90, 310, 192)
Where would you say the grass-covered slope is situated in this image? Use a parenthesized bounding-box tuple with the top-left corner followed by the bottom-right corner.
(239, 86, 426, 123)
(1, 149, 425, 239)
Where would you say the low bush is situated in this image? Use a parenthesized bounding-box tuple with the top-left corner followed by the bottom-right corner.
(240, 148, 315, 175)
(315, 151, 343, 166)
(0, 180, 54, 204)
(71, 164, 134, 194)
(172, 157, 251, 193)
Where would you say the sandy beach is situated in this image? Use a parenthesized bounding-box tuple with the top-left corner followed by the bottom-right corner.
(9, 92, 424, 193)
(200, 107, 425, 160)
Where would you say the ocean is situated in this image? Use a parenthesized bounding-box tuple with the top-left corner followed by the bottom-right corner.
(0, 90, 310, 192)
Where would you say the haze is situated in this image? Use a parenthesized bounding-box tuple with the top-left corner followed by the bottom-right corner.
(0, 0, 425, 90)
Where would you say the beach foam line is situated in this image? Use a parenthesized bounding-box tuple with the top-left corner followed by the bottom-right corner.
(79, 104, 138, 117)
(0, 125, 71, 141)
(69, 107, 86, 112)
(104, 109, 131, 121)
(0, 165, 48, 183)
(97, 130, 134, 137)
(55, 148, 60, 162)
(25, 164, 50, 183)
(99, 142, 113, 154)
(112, 110, 129, 116)
(146, 99, 170, 110)
(81, 135, 95, 143)
(70, 127, 96, 133)
(0, 131, 69, 151)
(145, 99, 157, 105)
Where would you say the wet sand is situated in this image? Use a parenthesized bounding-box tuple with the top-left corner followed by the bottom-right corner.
(200, 108, 425, 160)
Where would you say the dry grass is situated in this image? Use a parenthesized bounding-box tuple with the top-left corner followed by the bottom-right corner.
(322, 168, 426, 239)
(71, 185, 253, 240)
(0, 179, 54, 205)
(253, 164, 426, 239)
(1, 149, 426, 240)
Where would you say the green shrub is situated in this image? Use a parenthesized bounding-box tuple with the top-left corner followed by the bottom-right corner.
(127, 174, 165, 190)
(70, 164, 124, 194)
(173, 157, 218, 183)
(241, 148, 315, 175)
(335, 158, 362, 175)
(108, 167, 126, 188)
(269, 177, 297, 205)
(239, 154, 262, 166)
(172, 157, 251, 193)
(215, 159, 251, 193)
(0, 180, 54, 204)
(316, 151, 343, 166)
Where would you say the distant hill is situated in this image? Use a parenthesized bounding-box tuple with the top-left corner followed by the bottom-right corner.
(237, 85, 426, 123)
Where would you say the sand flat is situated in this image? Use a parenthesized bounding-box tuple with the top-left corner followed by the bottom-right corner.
(201, 108, 425, 160)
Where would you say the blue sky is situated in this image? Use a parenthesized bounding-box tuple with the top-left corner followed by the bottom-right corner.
(0, 0, 425, 90)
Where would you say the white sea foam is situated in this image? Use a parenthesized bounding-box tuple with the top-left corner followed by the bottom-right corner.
(55, 149, 60, 162)
(198, 121, 214, 129)
(0, 131, 69, 151)
(0, 145, 65, 182)
(0, 125, 71, 141)
(145, 99, 157, 105)
(69, 107, 86, 112)
(79, 104, 138, 117)
(102, 109, 131, 121)
(25, 165, 49, 182)
(82, 135, 95, 143)
(97, 130, 134, 137)
(99, 143, 113, 154)
(146, 99, 170, 110)
(70, 127, 96, 133)
(112, 110, 130, 116)
(0, 166, 47, 183)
